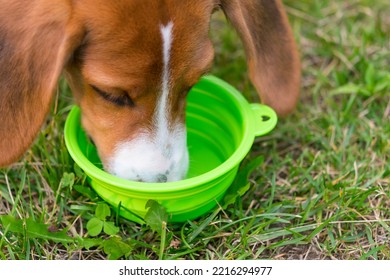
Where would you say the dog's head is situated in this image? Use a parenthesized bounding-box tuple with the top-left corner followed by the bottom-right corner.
(0, 0, 300, 182)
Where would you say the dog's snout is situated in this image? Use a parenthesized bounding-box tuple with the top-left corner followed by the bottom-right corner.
(106, 128, 189, 183)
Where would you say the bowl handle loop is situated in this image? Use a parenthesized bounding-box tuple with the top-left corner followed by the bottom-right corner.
(250, 104, 278, 137)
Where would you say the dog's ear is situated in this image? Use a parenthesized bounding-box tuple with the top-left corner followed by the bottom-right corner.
(219, 0, 301, 116)
(0, 1, 83, 166)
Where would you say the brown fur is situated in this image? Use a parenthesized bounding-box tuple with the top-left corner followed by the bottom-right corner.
(220, 0, 301, 116)
(0, 0, 300, 167)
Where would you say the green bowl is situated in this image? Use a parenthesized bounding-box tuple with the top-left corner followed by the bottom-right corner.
(64, 75, 277, 223)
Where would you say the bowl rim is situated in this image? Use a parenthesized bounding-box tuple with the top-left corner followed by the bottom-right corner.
(64, 75, 256, 193)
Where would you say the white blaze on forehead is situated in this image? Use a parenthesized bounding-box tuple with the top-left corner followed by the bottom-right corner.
(106, 21, 189, 183)
(156, 21, 174, 142)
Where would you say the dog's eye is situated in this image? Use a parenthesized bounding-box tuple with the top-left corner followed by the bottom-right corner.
(90, 85, 135, 107)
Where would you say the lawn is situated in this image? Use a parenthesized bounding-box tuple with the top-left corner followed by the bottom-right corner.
(1, 0, 389, 260)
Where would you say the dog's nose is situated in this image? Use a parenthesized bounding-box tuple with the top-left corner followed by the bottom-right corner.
(156, 174, 168, 183)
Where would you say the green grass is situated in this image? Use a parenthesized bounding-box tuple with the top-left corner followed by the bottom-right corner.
(1, 0, 389, 260)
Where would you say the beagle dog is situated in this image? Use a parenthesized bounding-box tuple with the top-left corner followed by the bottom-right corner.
(0, 0, 300, 182)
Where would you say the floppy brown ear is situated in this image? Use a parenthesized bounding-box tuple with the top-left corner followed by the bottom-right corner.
(0, 1, 83, 166)
(219, 0, 301, 116)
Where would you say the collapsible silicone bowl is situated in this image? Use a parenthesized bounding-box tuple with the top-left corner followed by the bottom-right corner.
(64, 75, 277, 223)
